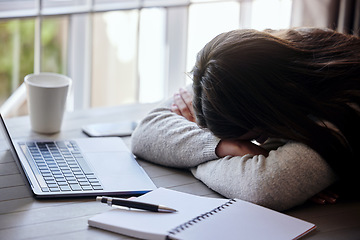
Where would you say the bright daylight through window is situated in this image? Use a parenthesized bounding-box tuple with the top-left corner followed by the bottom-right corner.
(0, 0, 292, 118)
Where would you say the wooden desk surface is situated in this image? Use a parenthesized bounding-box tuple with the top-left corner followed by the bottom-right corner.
(0, 104, 359, 240)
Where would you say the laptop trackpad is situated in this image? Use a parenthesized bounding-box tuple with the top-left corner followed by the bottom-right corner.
(84, 152, 152, 190)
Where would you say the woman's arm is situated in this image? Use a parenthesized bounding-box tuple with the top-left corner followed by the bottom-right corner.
(192, 142, 337, 211)
(131, 87, 268, 167)
(131, 92, 220, 168)
(132, 87, 338, 211)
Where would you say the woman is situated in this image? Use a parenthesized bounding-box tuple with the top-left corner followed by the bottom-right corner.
(131, 28, 360, 211)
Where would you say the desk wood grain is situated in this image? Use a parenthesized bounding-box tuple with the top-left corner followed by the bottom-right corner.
(0, 104, 359, 240)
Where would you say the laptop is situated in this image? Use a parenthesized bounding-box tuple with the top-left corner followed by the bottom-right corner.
(0, 113, 156, 198)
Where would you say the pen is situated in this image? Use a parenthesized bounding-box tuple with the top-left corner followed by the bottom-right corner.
(96, 196, 177, 213)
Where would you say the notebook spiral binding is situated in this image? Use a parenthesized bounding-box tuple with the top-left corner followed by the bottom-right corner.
(166, 199, 237, 239)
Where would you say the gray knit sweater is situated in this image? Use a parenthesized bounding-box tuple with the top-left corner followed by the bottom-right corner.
(131, 97, 337, 211)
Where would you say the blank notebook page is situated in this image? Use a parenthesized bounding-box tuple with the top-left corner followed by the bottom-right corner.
(88, 188, 315, 240)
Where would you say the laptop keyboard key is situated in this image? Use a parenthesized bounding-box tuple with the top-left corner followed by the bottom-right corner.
(70, 184, 82, 191)
(60, 186, 71, 191)
(49, 187, 60, 192)
(81, 186, 93, 191)
(92, 186, 103, 190)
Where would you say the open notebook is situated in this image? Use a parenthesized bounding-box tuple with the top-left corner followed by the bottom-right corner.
(88, 188, 316, 240)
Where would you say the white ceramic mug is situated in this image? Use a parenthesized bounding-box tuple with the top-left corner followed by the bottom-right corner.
(24, 73, 72, 134)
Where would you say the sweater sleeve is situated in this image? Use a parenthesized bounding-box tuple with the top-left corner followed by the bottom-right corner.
(131, 93, 337, 211)
(131, 99, 220, 168)
(191, 142, 338, 211)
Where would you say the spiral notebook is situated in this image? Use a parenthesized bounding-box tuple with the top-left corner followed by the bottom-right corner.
(88, 188, 316, 240)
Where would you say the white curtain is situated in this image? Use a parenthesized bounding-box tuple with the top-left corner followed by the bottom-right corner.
(291, 0, 360, 36)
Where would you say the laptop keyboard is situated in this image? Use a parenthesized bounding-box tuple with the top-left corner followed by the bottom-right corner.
(19, 141, 103, 192)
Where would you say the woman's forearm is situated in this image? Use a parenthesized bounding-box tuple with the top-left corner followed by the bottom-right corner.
(131, 106, 220, 168)
(192, 142, 337, 211)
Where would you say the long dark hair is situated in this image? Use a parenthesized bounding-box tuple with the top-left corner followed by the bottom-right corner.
(192, 28, 360, 187)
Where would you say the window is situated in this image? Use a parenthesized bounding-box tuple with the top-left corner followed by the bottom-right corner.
(91, 8, 167, 107)
(41, 16, 68, 74)
(0, 0, 293, 117)
(187, 1, 241, 75)
(0, 18, 35, 116)
(91, 10, 140, 107)
(251, 0, 292, 30)
(0, 18, 34, 105)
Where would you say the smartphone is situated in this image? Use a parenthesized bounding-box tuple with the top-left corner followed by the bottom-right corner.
(82, 121, 138, 137)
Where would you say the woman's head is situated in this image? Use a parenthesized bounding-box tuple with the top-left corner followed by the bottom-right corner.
(192, 28, 360, 183)
(192, 29, 302, 140)
(192, 28, 360, 142)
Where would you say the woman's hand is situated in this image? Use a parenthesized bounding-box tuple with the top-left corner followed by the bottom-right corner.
(215, 139, 269, 158)
(171, 88, 196, 123)
(310, 190, 339, 205)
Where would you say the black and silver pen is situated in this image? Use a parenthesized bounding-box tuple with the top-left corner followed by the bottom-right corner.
(96, 196, 177, 213)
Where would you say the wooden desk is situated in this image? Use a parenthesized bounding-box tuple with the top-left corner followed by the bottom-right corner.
(0, 104, 359, 240)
